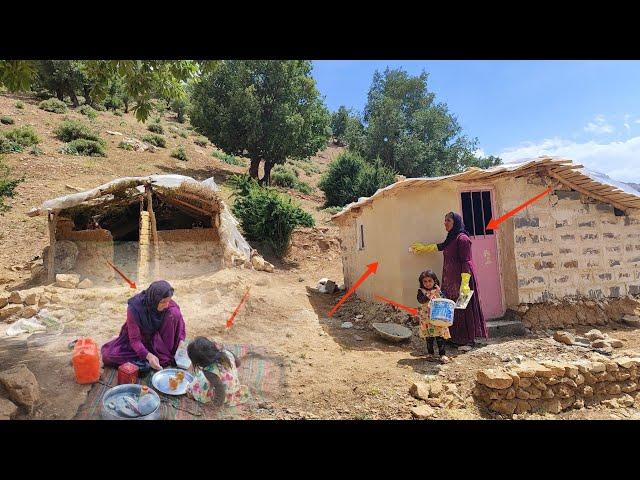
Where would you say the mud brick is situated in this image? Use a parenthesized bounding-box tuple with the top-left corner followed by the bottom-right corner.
(596, 203, 614, 213)
(606, 246, 621, 253)
(534, 261, 555, 270)
(528, 234, 539, 243)
(540, 251, 553, 257)
(629, 285, 640, 295)
(555, 276, 570, 284)
(627, 257, 640, 265)
(586, 260, 600, 268)
(626, 245, 634, 252)
(555, 190, 581, 200)
(581, 233, 598, 241)
(559, 248, 573, 255)
(539, 235, 553, 243)
(578, 220, 596, 228)
(618, 272, 632, 280)
(514, 217, 539, 228)
(515, 235, 527, 244)
(599, 273, 612, 281)
(609, 259, 621, 267)
(561, 234, 575, 241)
(603, 232, 620, 240)
(624, 217, 640, 226)
(627, 233, 640, 239)
(610, 286, 622, 297)
(555, 220, 570, 228)
(583, 248, 600, 255)
(563, 260, 578, 268)
(519, 251, 537, 259)
(588, 289, 604, 299)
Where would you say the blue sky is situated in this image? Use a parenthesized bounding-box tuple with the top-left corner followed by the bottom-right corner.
(311, 60, 640, 182)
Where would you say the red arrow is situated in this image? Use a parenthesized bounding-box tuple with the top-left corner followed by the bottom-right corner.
(328, 262, 378, 318)
(226, 287, 251, 329)
(486, 187, 552, 230)
(374, 294, 419, 316)
(106, 260, 137, 289)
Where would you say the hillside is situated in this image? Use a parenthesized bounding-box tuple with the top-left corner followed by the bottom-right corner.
(0, 92, 344, 288)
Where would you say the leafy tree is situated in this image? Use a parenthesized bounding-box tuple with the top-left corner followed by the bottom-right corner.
(33, 60, 85, 107)
(0, 155, 23, 213)
(330, 106, 350, 145)
(189, 60, 331, 185)
(355, 67, 500, 177)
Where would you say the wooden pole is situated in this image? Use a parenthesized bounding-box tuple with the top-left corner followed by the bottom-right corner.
(47, 211, 57, 284)
(145, 184, 161, 280)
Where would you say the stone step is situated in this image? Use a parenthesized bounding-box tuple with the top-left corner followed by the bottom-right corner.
(487, 319, 527, 338)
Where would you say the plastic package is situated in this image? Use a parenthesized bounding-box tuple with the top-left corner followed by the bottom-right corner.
(174, 340, 191, 370)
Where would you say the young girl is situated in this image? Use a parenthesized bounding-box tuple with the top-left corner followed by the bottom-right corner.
(185, 336, 250, 407)
(417, 270, 451, 364)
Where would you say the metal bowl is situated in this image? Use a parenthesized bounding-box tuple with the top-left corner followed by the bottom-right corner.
(101, 383, 161, 420)
(372, 322, 413, 342)
(151, 368, 194, 396)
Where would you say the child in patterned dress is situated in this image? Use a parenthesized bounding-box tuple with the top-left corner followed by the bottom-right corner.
(417, 270, 451, 364)
(185, 336, 250, 407)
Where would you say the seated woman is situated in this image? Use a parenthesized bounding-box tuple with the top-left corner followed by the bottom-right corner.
(101, 280, 185, 371)
(185, 336, 250, 407)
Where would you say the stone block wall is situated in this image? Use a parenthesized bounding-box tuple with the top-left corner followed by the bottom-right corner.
(473, 356, 640, 415)
(57, 227, 114, 281)
(156, 228, 223, 278)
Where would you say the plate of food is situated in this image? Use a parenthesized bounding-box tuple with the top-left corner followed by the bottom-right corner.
(151, 368, 194, 396)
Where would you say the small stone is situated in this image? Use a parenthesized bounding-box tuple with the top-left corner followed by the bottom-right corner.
(609, 339, 624, 348)
(23, 293, 38, 306)
(409, 382, 431, 401)
(458, 345, 473, 352)
(0, 397, 19, 420)
(585, 329, 605, 341)
(18, 306, 38, 319)
(298, 277, 304, 282)
(606, 384, 622, 395)
(621, 315, 640, 327)
(428, 381, 444, 398)
(9, 291, 23, 304)
(621, 381, 637, 393)
(341, 322, 353, 329)
(515, 400, 530, 414)
(55, 274, 80, 289)
(591, 339, 610, 349)
(573, 399, 584, 409)
(0, 364, 40, 409)
(77, 279, 93, 289)
(411, 405, 436, 419)
(619, 394, 635, 407)
(616, 357, 640, 369)
(602, 399, 619, 409)
(589, 362, 607, 374)
(553, 331, 574, 345)
(542, 399, 562, 414)
(476, 369, 514, 389)
(0, 305, 23, 322)
(0, 294, 8, 309)
(489, 399, 517, 415)
(50, 294, 62, 304)
(354, 335, 363, 341)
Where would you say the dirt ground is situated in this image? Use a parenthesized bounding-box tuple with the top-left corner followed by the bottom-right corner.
(2, 92, 640, 420)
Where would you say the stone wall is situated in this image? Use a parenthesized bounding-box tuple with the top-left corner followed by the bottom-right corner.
(57, 227, 114, 281)
(156, 228, 223, 278)
(473, 356, 640, 415)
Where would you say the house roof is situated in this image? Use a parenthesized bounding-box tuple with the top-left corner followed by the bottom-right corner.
(330, 157, 640, 222)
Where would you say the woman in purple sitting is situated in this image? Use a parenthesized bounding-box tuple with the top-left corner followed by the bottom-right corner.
(101, 280, 186, 371)
(410, 212, 488, 348)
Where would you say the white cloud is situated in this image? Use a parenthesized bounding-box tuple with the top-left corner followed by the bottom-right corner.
(473, 148, 486, 158)
(498, 136, 640, 182)
(584, 114, 614, 134)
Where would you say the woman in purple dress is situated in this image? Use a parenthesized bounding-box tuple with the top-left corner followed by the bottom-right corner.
(101, 280, 186, 371)
(410, 212, 488, 347)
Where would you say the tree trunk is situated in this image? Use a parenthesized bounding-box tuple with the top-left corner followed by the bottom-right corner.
(68, 87, 80, 108)
(83, 85, 92, 106)
(56, 89, 64, 101)
(249, 157, 260, 179)
(124, 99, 129, 113)
(261, 160, 274, 186)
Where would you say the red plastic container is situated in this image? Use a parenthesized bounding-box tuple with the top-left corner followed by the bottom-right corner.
(72, 338, 101, 384)
(118, 362, 139, 385)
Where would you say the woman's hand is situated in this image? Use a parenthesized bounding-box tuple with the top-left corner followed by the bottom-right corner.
(146, 352, 162, 371)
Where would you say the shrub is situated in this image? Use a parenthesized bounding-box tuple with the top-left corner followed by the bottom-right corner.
(212, 150, 245, 166)
(295, 181, 314, 195)
(230, 176, 315, 257)
(3, 126, 40, 147)
(322, 206, 343, 215)
(142, 134, 166, 148)
(170, 98, 188, 123)
(147, 123, 164, 134)
(171, 145, 187, 161)
(113, 110, 123, 116)
(318, 151, 395, 207)
(38, 98, 68, 114)
(54, 120, 100, 142)
(271, 166, 297, 189)
(78, 105, 98, 120)
(1, 116, 15, 125)
(0, 137, 24, 154)
(29, 145, 44, 156)
(93, 103, 106, 112)
(155, 100, 169, 113)
(104, 95, 123, 111)
(118, 141, 135, 151)
(15, 101, 24, 109)
(194, 136, 208, 147)
(0, 156, 24, 212)
(60, 139, 107, 157)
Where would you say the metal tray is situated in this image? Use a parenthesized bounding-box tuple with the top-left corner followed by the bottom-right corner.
(151, 368, 194, 396)
(372, 322, 412, 342)
(101, 383, 161, 420)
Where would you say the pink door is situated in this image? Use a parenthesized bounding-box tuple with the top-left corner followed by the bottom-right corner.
(460, 190, 504, 319)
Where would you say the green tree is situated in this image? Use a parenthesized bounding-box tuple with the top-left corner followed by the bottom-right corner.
(0, 155, 23, 213)
(189, 60, 331, 185)
(330, 106, 350, 145)
(33, 60, 85, 107)
(356, 67, 500, 177)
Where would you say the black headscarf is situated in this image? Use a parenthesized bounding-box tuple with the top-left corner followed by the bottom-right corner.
(437, 212, 471, 251)
(127, 280, 174, 334)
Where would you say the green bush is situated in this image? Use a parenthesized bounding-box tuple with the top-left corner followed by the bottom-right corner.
(104, 95, 123, 111)
(113, 110, 123, 116)
(170, 126, 188, 138)
(118, 141, 135, 151)
(295, 181, 314, 195)
(1, 116, 15, 125)
(271, 166, 297, 188)
(212, 150, 246, 166)
(155, 100, 169, 113)
(0, 137, 24, 154)
(229, 175, 315, 257)
(194, 136, 208, 147)
(93, 103, 106, 112)
(60, 139, 107, 157)
(147, 123, 164, 134)
(318, 151, 395, 207)
(170, 98, 188, 123)
(54, 120, 100, 142)
(15, 101, 24, 109)
(171, 145, 187, 161)
(78, 105, 98, 120)
(39, 98, 68, 114)
(322, 206, 343, 215)
(29, 145, 44, 156)
(143, 134, 166, 148)
(0, 156, 24, 212)
(3, 126, 40, 147)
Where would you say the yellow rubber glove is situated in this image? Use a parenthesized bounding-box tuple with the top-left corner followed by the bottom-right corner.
(409, 242, 438, 254)
(460, 273, 471, 296)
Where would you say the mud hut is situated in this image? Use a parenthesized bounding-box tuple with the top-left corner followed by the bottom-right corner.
(331, 157, 640, 325)
(27, 175, 264, 285)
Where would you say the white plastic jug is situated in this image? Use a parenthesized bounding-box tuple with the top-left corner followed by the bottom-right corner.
(429, 298, 456, 327)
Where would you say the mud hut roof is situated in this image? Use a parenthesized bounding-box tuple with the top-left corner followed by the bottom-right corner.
(331, 157, 640, 222)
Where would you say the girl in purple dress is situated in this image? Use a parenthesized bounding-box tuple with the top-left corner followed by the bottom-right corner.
(101, 280, 186, 371)
(410, 212, 488, 347)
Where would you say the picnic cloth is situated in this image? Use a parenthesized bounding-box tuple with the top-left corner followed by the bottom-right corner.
(74, 343, 286, 420)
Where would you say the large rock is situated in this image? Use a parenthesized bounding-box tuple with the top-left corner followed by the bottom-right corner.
(55, 274, 80, 289)
(0, 305, 23, 322)
(411, 405, 436, 419)
(23, 293, 38, 306)
(43, 240, 78, 274)
(609, 339, 624, 348)
(616, 357, 640, 369)
(541, 399, 562, 414)
(621, 315, 640, 327)
(553, 331, 574, 345)
(77, 278, 93, 289)
(409, 382, 430, 401)
(0, 364, 40, 409)
(18, 306, 38, 319)
(8, 291, 23, 304)
(0, 397, 18, 420)
(489, 399, 517, 415)
(0, 294, 8, 309)
(477, 369, 514, 389)
(585, 329, 605, 341)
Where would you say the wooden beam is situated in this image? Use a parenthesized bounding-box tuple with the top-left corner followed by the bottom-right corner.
(47, 211, 57, 284)
(145, 185, 160, 280)
(155, 192, 212, 218)
(546, 169, 631, 213)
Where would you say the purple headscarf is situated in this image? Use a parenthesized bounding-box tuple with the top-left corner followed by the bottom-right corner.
(437, 212, 471, 251)
(127, 280, 175, 334)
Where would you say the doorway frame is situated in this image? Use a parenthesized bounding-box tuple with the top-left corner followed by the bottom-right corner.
(457, 184, 506, 319)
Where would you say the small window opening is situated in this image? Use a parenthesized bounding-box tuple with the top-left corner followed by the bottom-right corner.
(614, 208, 625, 217)
(359, 224, 365, 250)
